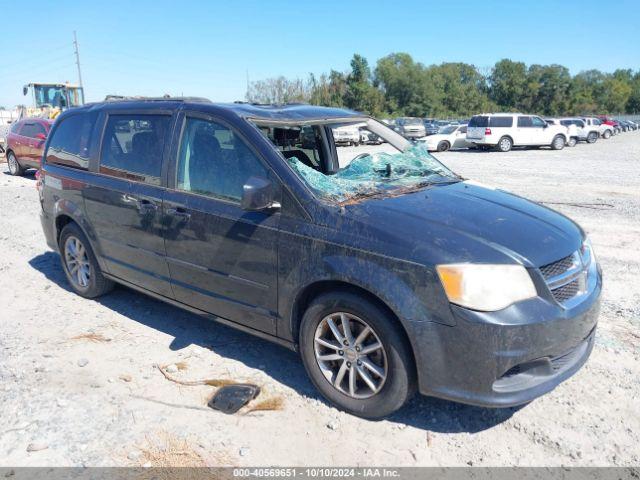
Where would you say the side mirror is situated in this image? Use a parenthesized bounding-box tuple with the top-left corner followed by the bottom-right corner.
(36, 133, 46, 140)
(241, 176, 280, 212)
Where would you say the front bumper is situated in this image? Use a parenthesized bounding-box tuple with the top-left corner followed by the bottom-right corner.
(410, 268, 602, 407)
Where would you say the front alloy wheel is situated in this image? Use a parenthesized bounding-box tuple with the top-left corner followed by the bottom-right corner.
(314, 312, 388, 399)
(299, 292, 415, 418)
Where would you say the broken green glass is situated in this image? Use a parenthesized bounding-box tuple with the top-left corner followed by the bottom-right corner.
(286, 144, 457, 202)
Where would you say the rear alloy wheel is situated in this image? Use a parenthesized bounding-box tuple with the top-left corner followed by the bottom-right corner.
(300, 292, 415, 418)
(437, 141, 450, 152)
(551, 135, 565, 150)
(497, 136, 512, 152)
(587, 132, 598, 144)
(60, 223, 114, 298)
(568, 137, 578, 147)
(7, 152, 23, 176)
(603, 130, 611, 139)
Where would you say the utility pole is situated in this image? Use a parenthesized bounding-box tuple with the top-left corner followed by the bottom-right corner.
(73, 31, 83, 88)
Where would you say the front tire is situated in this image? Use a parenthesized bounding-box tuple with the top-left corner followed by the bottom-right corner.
(7, 151, 23, 176)
(59, 223, 114, 298)
(437, 141, 450, 152)
(551, 135, 565, 150)
(603, 129, 611, 139)
(587, 132, 598, 143)
(299, 291, 415, 419)
(497, 136, 512, 152)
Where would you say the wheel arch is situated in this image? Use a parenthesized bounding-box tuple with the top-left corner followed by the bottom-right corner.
(52, 205, 109, 272)
(289, 279, 418, 375)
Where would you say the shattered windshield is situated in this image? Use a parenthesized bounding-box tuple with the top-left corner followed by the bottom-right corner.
(286, 144, 459, 203)
(253, 117, 460, 204)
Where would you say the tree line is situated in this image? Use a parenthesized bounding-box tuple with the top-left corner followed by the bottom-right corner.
(246, 53, 640, 118)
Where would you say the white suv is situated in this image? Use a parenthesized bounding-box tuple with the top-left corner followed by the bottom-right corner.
(559, 118, 599, 144)
(582, 117, 614, 139)
(466, 113, 568, 152)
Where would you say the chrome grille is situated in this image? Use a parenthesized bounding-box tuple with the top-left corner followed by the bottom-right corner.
(540, 250, 590, 306)
(540, 255, 576, 279)
(551, 279, 581, 303)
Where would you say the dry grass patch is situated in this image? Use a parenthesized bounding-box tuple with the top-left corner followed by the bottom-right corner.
(70, 332, 111, 343)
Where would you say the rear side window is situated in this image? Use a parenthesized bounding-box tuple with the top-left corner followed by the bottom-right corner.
(517, 116, 533, 127)
(20, 123, 46, 138)
(490, 116, 513, 128)
(468, 116, 488, 127)
(46, 112, 97, 170)
(99, 114, 170, 185)
(10, 122, 21, 133)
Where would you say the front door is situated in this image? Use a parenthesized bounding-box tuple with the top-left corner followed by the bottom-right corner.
(163, 114, 279, 335)
(84, 111, 174, 298)
(530, 116, 550, 144)
(515, 115, 534, 145)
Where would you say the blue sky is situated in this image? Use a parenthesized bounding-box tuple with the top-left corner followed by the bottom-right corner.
(1, 0, 639, 107)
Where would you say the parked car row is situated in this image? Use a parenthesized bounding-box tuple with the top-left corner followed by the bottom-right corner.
(396, 113, 638, 152)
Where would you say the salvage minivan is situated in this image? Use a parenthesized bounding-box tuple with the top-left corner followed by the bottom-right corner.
(38, 99, 602, 418)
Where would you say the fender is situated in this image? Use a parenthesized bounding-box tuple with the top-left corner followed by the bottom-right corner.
(282, 252, 456, 343)
(52, 197, 110, 273)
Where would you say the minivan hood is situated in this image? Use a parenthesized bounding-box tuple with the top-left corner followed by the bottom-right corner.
(341, 181, 583, 267)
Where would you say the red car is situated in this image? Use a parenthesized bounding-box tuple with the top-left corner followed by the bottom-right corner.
(5, 118, 53, 176)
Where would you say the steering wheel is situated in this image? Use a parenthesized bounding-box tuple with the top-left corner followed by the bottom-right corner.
(351, 152, 371, 163)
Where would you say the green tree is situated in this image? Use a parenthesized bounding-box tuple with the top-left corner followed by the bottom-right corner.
(489, 59, 528, 111)
(342, 54, 385, 115)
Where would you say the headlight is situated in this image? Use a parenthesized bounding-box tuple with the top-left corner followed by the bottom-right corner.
(436, 264, 537, 311)
(581, 237, 596, 267)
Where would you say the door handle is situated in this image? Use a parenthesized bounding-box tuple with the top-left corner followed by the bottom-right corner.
(166, 207, 191, 221)
(137, 198, 158, 213)
(124, 194, 157, 213)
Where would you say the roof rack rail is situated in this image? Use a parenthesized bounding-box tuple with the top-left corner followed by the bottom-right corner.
(233, 100, 310, 107)
(103, 95, 212, 103)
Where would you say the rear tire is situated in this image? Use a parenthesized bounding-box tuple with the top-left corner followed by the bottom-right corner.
(299, 291, 416, 419)
(7, 151, 23, 176)
(568, 137, 577, 147)
(497, 136, 512, 152)
(603, 130, 611, 139)
(59, 223, 114, 298)
(587, 132, 598, 144)
(437, 141, 450, 152)
(551, 135, 565, 150)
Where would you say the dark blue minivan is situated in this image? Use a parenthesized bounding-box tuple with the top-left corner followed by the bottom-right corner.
(38, 99, 602, 418)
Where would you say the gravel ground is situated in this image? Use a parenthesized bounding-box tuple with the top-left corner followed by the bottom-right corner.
(0, 133, 638, 467)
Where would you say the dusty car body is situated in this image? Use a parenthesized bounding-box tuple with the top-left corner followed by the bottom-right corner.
(38, 100, 602, 418)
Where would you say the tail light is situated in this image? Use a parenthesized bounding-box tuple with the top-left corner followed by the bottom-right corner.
(484, 128, 492, 135)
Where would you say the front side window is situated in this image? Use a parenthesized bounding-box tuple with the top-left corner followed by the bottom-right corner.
(531, 117, 547, 127)
(100, 114, 170, 184)
(46, 112, 97, 170)
(176, 117, 268, 202)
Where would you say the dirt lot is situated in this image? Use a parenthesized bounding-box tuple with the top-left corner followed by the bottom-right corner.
(0, 133, 638, 467)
